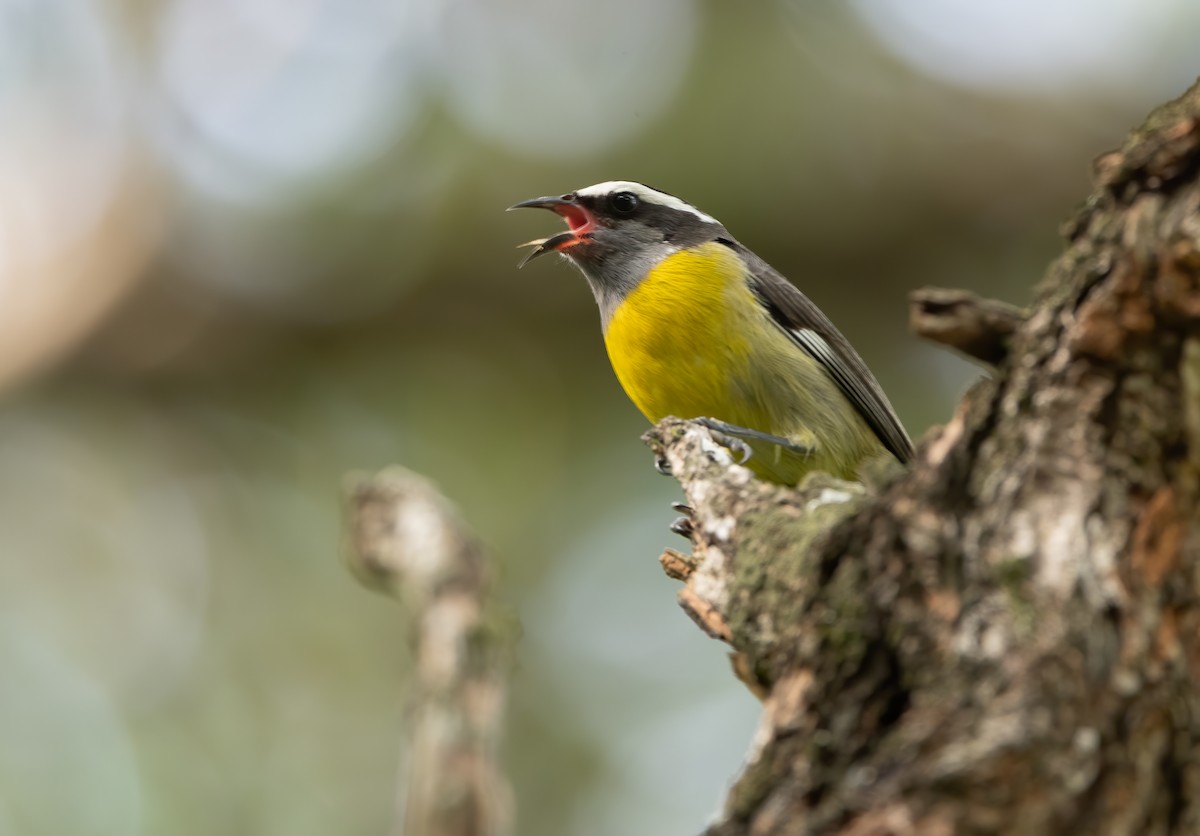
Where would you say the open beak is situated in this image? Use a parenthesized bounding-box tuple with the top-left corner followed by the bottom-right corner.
(507, 194, 595, 267)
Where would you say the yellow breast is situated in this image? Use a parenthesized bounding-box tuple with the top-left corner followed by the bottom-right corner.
(603, 242, 771, 430)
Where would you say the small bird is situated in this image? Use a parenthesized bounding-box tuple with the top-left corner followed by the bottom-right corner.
(509, 181, 913, 485)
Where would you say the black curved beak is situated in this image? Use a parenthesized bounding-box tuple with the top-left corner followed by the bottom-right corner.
(507, 195, 573, 212)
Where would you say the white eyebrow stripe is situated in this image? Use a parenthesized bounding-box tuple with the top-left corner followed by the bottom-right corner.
(574, 180, 719, 224)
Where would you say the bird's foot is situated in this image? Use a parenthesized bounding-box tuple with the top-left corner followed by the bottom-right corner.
(690, 418, 752, 464)
(693, 417, 812, 459)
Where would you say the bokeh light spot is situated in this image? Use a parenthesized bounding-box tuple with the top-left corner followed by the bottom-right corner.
(437, 0, 699, 157)
(158, 0, 426, 201)
(849, 0, 1200, 95)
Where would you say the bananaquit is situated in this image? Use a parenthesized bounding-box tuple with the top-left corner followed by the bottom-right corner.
(510, 181, 914, 485)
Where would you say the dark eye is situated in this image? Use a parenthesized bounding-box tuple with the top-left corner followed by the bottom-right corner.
(609, 191, 639, 214)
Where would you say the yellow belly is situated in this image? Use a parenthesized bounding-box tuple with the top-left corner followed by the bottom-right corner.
(602, 242, 880, 482)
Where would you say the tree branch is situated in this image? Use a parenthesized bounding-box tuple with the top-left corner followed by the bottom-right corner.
(344, 467, 514, 836)
(646, 80, 1200, 835)
(909, 287, 1025, 367)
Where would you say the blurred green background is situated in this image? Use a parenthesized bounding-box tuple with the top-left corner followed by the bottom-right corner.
(1, 1, 1196, 834)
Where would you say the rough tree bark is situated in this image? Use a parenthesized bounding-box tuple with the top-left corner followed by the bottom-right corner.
(645, 81, 1200, 835)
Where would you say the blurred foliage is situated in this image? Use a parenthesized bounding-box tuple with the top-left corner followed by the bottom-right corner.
(1, 0, 1196, 834)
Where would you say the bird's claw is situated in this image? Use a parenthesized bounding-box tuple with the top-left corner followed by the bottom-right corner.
(694, 419, 753, 464)
(721, 435, 753, 464)
(669, 515, 694, 538)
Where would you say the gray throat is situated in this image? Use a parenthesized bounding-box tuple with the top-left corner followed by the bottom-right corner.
(565, 242, 678, 331)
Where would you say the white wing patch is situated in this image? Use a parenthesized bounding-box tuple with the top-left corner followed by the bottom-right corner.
(575, 181, 719, 224)
(792, 328, 838, 367)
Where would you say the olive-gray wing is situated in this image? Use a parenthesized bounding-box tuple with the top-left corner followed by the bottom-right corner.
(724, 239, 916, 464)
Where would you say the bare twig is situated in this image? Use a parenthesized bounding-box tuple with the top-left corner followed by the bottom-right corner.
(344, 467, 513, 836)
(909, 286, 1025, 367)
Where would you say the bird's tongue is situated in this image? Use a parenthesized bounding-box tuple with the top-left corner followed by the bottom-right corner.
(554, 203, 594, 235)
